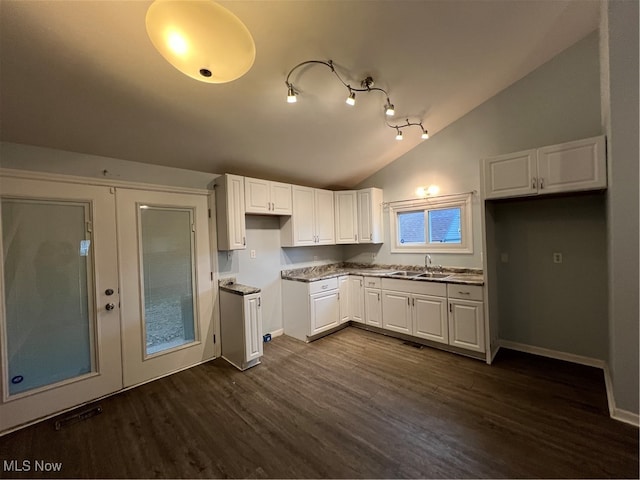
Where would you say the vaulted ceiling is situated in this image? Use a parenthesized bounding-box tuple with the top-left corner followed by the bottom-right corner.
(0, 0, 599, 188)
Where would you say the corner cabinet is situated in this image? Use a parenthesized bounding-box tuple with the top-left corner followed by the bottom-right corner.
(280, 186, 335, 246)
(482, 135, 606, 200)
(214, 174, 246, 250)
(220, 289, 263, 370)
(244, 177, 292, 215)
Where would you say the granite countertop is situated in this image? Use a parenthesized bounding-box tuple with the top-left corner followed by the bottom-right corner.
(219, 278, 261, 296)
(281, 262, 484, 286)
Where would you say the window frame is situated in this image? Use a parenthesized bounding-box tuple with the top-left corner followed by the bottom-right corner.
(389, 193, 473, 254)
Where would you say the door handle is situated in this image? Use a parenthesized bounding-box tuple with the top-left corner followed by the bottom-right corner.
(105, 303, 116, 311)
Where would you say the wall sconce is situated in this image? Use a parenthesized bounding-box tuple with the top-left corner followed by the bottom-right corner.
(416, 185, 440, 197)
(146, 0, 255, 83)
(285, 59, 428, 141)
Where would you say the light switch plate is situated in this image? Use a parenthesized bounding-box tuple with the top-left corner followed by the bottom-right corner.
(553, 252, 563, 264)
(250, 249, 256, 259)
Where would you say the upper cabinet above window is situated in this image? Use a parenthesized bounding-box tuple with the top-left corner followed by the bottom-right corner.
(482, 135, 606, 200)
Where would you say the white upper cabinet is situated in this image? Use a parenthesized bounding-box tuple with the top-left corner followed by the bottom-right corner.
(244, 177, 292, 215)
(281, 185, 335, 246)
(483, 135, 606, 200)
(334, 187, 383, 244)
(334, 191, 359, 244)
(537, 136, 606, 194)
(358, 187, 383, 243)
(214, 174, 246, 250)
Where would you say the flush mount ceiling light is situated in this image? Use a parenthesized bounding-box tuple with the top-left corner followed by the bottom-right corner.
(285, 59, 428, 141)
(146, 0, 255, 83)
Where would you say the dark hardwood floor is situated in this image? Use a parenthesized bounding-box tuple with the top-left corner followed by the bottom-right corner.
(1, 327, 638, 479)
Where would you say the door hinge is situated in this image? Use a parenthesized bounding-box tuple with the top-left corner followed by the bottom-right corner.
(86, 221, 93, 233)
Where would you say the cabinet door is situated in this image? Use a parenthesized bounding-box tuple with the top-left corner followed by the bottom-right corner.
(339, 276, 350, 323)
(537, 135, 606, 194)
(335, 191, 358, 244)
(215, 174, 246, 250)
(364, 288, 382, 327)
(315, 188, 335, 244)
(448, 299, 485, 353)
(244, 294, 263, 362)
(358, 188, 383, 244)
(270, 181, 293, 215)
(381, 290, 412, 334)
(413, 294, 448, 344)
(348, 276, 364, 324)
(310, 290, 340, 335)
(291, 185, 316, 246)
(483, 149, 537, 199)
(244, 177, 270, 214)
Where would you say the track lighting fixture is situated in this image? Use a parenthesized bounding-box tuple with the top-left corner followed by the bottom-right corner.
(285, 59, 428, 141)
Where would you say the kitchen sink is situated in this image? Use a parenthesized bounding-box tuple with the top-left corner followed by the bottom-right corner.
(388, 270, 422, 277)
(417, 272, 451, 279)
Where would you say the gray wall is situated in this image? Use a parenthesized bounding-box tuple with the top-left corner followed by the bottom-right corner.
(217, 215, 343, 335)
(0, 142, 217, 189)
(349, 31, 602, 269)
(601, 0, 639, 416)
(492, 194, 608, 359)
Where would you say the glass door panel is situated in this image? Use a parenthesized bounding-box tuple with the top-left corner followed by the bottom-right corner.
(1, 199, 94, 396)
(139, 207, 197, 356)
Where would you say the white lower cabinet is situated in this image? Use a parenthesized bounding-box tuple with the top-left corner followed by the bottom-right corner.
(282, 278, 340, 342)
(381, 278, 447, 338)
(348, 276, 364, 324)
(220, 290, 263, 370)
(363, 277, 382, 327)
(339, 276, 350, 323)
(413, 293, 448, 344)
(381, 290, 412, 334)
(447, 284, 485, 353)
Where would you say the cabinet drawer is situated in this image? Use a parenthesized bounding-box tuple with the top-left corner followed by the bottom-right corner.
(447, 284, 483, 301)
(363, 276, 381, 289)
(309, 277, 338, 295)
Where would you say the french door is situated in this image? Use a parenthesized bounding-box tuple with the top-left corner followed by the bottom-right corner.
(0, 176, 215, 433)
(0, 177, 122, 432)
(116, 189, 214, 387)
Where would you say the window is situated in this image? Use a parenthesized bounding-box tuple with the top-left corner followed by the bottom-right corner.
(390, 193, 472, 253)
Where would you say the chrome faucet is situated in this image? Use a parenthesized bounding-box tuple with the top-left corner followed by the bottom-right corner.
(424, 254, 432, 271)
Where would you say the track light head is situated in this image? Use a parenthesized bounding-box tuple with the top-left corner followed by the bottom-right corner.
(287, 84, 297, 103)
(385, 101, 395, 116)
(346, 90, 356, 106)
(421, 129, 429, 140)
(395, 128, 403, 141)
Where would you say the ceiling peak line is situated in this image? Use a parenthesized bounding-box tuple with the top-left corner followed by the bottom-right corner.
(284, 59, 428, 141)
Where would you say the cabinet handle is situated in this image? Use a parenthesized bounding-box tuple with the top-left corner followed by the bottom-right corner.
(368, 282, 375, 286)
(412, 298, 415, 307)
(539, 178, 544, 189)
(360, 280, 363, 287)
(243, 236, 246, 246)
(407, 298, 410, 306)
(321, 285, 328, 290)
(258, 297, 261, 307)
(377, 293, 380, 301)
(458, 291, 471, 295)
(532, 177, 537, 189)
(355, 234, 358, 242)
(449, 303, 452, 313)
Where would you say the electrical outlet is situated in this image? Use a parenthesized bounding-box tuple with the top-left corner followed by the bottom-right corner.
(553, 252, 563, 264)
(250, 249, 256, 259)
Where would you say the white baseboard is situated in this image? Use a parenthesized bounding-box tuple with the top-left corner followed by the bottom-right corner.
(498, 339, 639, 427)
(269, 328, 284, 338)
(498, 339, 606, 369)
